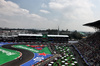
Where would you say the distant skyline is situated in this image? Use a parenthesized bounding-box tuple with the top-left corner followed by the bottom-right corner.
(0, 0, 100, 32)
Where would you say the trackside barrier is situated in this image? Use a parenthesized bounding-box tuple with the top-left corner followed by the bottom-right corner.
(72, 45, 90, 66)
(0, 42, 17, 47)
(1, 41, 66, 45)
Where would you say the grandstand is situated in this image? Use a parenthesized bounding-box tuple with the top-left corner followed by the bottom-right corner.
(17, 34, 69, 43)
(83, 20, 100, 29)
(0, 34, 68, 43)
(73, 20, 100, 66)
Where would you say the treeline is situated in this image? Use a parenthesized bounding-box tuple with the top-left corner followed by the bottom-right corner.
(0, 27, 92, 40)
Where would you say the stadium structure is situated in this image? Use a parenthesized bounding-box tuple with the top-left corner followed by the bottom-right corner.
(0, 20, 100, 66)
(73, 20, 100, 66)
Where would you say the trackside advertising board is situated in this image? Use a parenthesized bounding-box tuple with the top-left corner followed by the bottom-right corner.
(0, 42, 17, 47)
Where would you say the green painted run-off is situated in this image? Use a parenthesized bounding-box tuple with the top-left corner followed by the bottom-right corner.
(13, 45, 51, 54)
(0, 47, 20, 65)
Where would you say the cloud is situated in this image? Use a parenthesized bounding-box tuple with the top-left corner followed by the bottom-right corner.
(49, 0, 94, 20)
(0, 0, 96, 32)
(40, 10, 50, 14)
(49, 2, 64, 9)
(48, 0, 95, 31)
(0, 0, 54, 29)
(41, 3, 47, 8)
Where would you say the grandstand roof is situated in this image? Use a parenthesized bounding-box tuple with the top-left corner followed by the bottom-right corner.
(48, 35, 69, 37)
(18, 34, 42, 37)
(18, 34, 69, 37)
(83, 20, 100, 29)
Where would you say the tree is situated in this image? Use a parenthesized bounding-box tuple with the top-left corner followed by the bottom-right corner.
(71, 30, 83, 40)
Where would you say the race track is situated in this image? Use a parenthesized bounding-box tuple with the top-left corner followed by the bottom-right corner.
(1, 44, 34, 66)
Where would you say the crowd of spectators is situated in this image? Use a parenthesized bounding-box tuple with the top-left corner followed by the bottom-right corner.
(74, 31, 100, 66)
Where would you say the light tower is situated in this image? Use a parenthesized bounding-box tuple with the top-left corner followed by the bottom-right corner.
(58, 26, 59, 35)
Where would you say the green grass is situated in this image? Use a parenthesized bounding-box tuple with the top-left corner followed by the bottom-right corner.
(0, 47, 20, 65)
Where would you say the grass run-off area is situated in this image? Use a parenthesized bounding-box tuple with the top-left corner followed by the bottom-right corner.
(13, 45, 51, 54)
(0, 47, 20, 65)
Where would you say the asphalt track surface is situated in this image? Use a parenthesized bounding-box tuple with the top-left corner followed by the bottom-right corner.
(1, 44, 34, 66)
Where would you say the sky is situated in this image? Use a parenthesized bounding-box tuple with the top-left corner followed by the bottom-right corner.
(0, 0, 100, 32)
